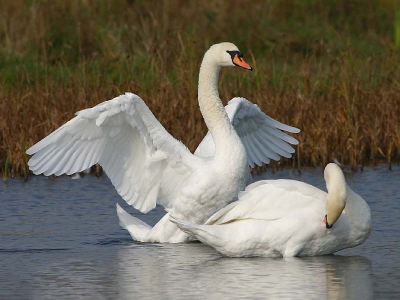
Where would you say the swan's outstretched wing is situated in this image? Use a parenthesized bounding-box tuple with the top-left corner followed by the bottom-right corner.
(27, 93, 201, 213)
(205, 179, 327, 225)
(195, 97, 300, 167)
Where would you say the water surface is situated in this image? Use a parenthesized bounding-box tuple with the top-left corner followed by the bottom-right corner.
(1, 165, 399, 299)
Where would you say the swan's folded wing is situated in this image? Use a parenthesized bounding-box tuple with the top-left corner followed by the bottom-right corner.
(205, 179, 327, 225)
(195, 97, 300, 167)
(27, 93, 201, 213)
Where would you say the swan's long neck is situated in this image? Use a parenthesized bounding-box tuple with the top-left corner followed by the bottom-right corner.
(325, 169, 347, 226)
(198, 55, 238, 158)
(325, 164, 371, 234)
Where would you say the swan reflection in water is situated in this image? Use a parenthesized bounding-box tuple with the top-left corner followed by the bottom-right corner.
(117, 243, 373, 299)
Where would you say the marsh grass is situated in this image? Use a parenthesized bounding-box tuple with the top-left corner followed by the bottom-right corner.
(0, 0, 399, 178)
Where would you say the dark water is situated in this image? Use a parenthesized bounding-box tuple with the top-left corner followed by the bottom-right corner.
(1, 165, 399, 300)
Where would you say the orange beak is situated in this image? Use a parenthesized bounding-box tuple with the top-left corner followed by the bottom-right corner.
(323, 214, 333, 229)
(233, 54, 253, 70)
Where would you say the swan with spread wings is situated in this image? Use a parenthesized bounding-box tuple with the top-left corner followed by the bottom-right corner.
(27, 42, 299, 243)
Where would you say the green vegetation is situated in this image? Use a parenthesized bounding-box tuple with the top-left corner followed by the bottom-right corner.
(1, 0, 399, 178)
(396, 3, 400, 48)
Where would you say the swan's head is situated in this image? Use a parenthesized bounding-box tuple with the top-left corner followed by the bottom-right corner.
(323, 163, 347, 229)
(205, 42, 252, 70)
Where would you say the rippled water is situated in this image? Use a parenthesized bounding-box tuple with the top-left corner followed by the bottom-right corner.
(1, 165, 399, 299)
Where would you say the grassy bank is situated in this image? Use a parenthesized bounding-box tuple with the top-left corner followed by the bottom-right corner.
(1, 0, 399, 179)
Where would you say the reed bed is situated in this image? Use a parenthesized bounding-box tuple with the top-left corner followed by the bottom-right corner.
(1, 0, 399, 179)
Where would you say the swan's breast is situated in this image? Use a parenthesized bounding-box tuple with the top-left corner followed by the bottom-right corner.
(174, 164, 247, 223)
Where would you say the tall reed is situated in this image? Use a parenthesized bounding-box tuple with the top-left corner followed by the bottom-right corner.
(396, 3, 400, 49)
(0, 0, 399, 178)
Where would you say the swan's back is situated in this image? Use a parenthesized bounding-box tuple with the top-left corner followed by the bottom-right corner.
(206, 179, 327, 225)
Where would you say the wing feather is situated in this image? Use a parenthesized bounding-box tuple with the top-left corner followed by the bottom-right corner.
(206, 179, 326, 225)
(194, 97, 300, 167)
(27, 93, 201, 213)
(252, 131, 278, 161)
(247, 133, 267, 166)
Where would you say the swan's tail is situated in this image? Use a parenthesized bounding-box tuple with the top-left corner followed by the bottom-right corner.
(116, 204, 152, 242)
(169, 216, 224, 248)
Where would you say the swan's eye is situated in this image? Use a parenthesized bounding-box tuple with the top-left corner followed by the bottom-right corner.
(226, 50, 240, 60)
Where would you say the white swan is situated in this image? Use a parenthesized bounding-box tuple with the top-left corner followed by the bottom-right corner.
(171, 163, 371, 256)
(26, 42, 299, 243)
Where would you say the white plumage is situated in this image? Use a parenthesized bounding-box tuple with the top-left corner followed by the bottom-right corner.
(195, 97, 299, 167)
(171, 163, 371, 256)
(27, 42, 299, 243)
(28, 93, 199, 213)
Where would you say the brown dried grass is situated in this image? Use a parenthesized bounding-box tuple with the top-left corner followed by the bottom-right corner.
(1, 0, 399, 179)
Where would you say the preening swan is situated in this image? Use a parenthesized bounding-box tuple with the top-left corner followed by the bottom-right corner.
(26, 42, 299, 243)
(171, 163, 371, 256)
